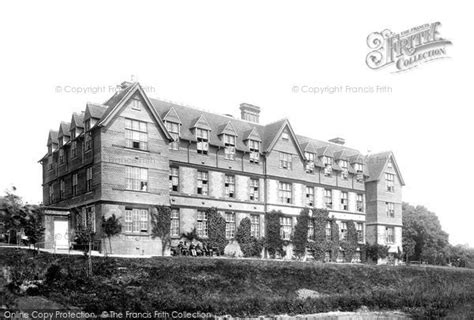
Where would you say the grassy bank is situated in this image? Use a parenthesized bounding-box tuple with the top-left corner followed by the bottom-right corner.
(1, 248, 473, 318)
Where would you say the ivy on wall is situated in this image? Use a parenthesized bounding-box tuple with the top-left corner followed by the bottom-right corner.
(308, 208, 330, 261)
(293, 208, 310, 259)
(206, 207, 227, 255)
(328, 218, 340, 262)
(340, 220, 358, 262)
(264, 210, 285, 258)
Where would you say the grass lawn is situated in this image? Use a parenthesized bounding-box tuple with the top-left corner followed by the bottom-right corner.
(1, 248, 474, 318)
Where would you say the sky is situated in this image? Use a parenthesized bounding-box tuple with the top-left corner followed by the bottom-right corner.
(0, 0, 472, 247)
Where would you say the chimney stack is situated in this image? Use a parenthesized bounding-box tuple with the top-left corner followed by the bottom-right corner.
(240, 103, 260, 123)
(329, 137, 345, 145)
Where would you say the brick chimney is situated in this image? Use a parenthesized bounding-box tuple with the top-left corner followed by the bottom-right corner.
(329, 137, 345, 145)
(240, 103, 260, 123)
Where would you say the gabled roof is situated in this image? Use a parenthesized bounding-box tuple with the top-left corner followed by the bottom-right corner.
(190, 114, 212, 131)
(317, 146, 334, 157)
(98, 82, 172, 141)
(261, 119, 305, 159)
(58, 122, 70, 138)
(334, 150, 349, 160)
(242, 127, 262, 142)
(349, 153, 365, 164)
(162, 107, 182, 124)
(70, 112, 85, 130)
(300, 142, 317, 154)
(217, 121, 238, 137)
(47, 130, 58, 146)
(366, 151, 405, 185)
(85, 103, 107, 121)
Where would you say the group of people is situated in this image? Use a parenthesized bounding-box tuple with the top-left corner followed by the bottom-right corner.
(172, 241, 218, 257)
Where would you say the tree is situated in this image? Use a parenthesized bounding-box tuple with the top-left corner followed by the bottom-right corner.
(101, 214, 122, 254)
(293, 209, 310, 259)
(340, 220, 358, 262)
(206, 208, 227, 255)
(402, 202, 450, 264)
(264, 210, 285, 258)
(150, 206, 171, 256)
(236, 217, 262, 258)
(308, 208, 330, 261)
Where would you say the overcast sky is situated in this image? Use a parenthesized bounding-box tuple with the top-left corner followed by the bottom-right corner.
(0, 0, 472, 247)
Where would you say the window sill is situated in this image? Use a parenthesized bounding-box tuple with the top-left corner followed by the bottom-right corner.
(123, 233, 151, 237)
(112, 188, 149, 193)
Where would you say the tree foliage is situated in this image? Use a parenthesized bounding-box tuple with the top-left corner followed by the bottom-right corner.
(264, 210, 285, 258)
(151, 205, 171, 256)
(101, 214, 122, 254)
(293, 209, 310, 259)
(340, 220, 358, 262)
(206, 207, 227, 255)
(235, 217, 262, 257)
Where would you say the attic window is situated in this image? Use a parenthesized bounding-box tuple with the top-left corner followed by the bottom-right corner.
(282, 131, 289, 140)
(354, 163, 363, 173)
(129, 98, 142, 111)
(387, 159, 393, 169)
(322, 156, 333, 176)
(340, 160, 349, 179)
(224, 134, 236, 160)
(248, 140, 260, 163)
(166, 121, 180, 151)
(196, 128, 209, 155)
(305, 152, 315, 173)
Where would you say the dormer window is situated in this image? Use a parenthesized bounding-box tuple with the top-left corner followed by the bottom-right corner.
(387, 159, 393, 169)
(196, 129, 209, 155)
(84, 120, 91, 132)
(340, 160, 348, 179)
(125, 119, 148, 151)
(59, 149, 65, 164)
(354, 163, 363, 173)
(223, 134, 236, 160)
(71, 141, 77, 158)
(248, 140, 260, 163)
(322, 156, 333, 176)
(59, 137, 64, 146)
(70, 129, 76, 140)
(305, 152, 315, 173)
(166, 121, 180, 151)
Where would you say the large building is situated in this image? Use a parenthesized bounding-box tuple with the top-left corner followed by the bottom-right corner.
(40, 81, 405, 258)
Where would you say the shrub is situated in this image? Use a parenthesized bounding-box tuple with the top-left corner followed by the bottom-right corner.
(101, 214, 122, 254)
(365, 243, 390, 262)
(206, 208, 227, 255)
(264, 211, 285, 258)
(340, 221, 358, 262)
(308, 208, 330, 261)
(151, 206, 171, 256)
(236, 217, 261, 258)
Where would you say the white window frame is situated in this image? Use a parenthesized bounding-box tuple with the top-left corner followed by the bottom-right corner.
(166, 121, 180, 150)
(340, 192, 348, 211)
(196, 128, 209, 155)
(249, 178, 259, 201)
(197, 210, 208, 238)
(306, 186, 314, 207)
(251, 214, 260, 238)
(126, 166, 148, 192)
(224, 134, 236, 160)
(225, 175, 235, 198)
(170, 208, 180, 237)
(324, 189, 332, 209)
(169, 167, 179, 192)
(279, 152, 292, 170)
(278, 182, 292, 204)
(225, 212, 236, 239)
(249, 140, 260, 163)
(197, 171, 209, 195)
(280, 216, 292, 240)
(125, 118, 148, 151)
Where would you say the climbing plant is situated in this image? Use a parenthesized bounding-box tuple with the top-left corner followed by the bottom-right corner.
(328, 218, 340, 262)
(293, 208, 310, 259)
(264, 210, 285, 258)
(308, 208, 330, 261)
(340, 220, 358, 262)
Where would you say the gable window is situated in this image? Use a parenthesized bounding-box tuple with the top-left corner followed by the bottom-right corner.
(280, 216, 292, 240)
(307, 219, 315, 241)
(70, 129, 76, 140)
(129, 98, 142, 111)
(357, 194, 364, 212)
(49, 184, 54, 204)
(83, 206, 96, 232)
(170, 208, 180, 237)
(279, 152, 292, 170)
(251, 214, 260, 238)
(306, 186, 314, 207)
(354, 163, 364, 173)
(386, 227, 395, 244)
(249, 140, 260, 163)
(71, 141, 77, 158)
(72, 173, 78, 196)
(340, 160, 349, 179)
(59, 149, 65, 164)
(84, 120, 92, 151)
(225, 175, 235, 198)
(385, 173, 395, 192)
(166, 121, 180, 150)
(249, 178, 259, 201)
(324, 189, 332, 209)
(48, 156, 53, 171)
(325, 221, 332, 240)
(124, 208, 148, 233)
(169, 167, 179, 192)
(196, 128, 209, 155)
(305, 152, 315, 173)
(386, 202, 395, 217)
(224, 134, 236, 160)
(225, 212, 236, 239)
(340, 222, 347, 240)
(86, 167, 92, 192)
(197, 210, 208, 238)
(278, 182, 292, 204)
(126, 166, 148, 192)
(356, 223, 364, 243)
(282, 131, 289, 140)
(340, 192, 348, 210)
(197, 171, 209, 195)
(387, 159, 393, 169)
(125, 118, 148, 151)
